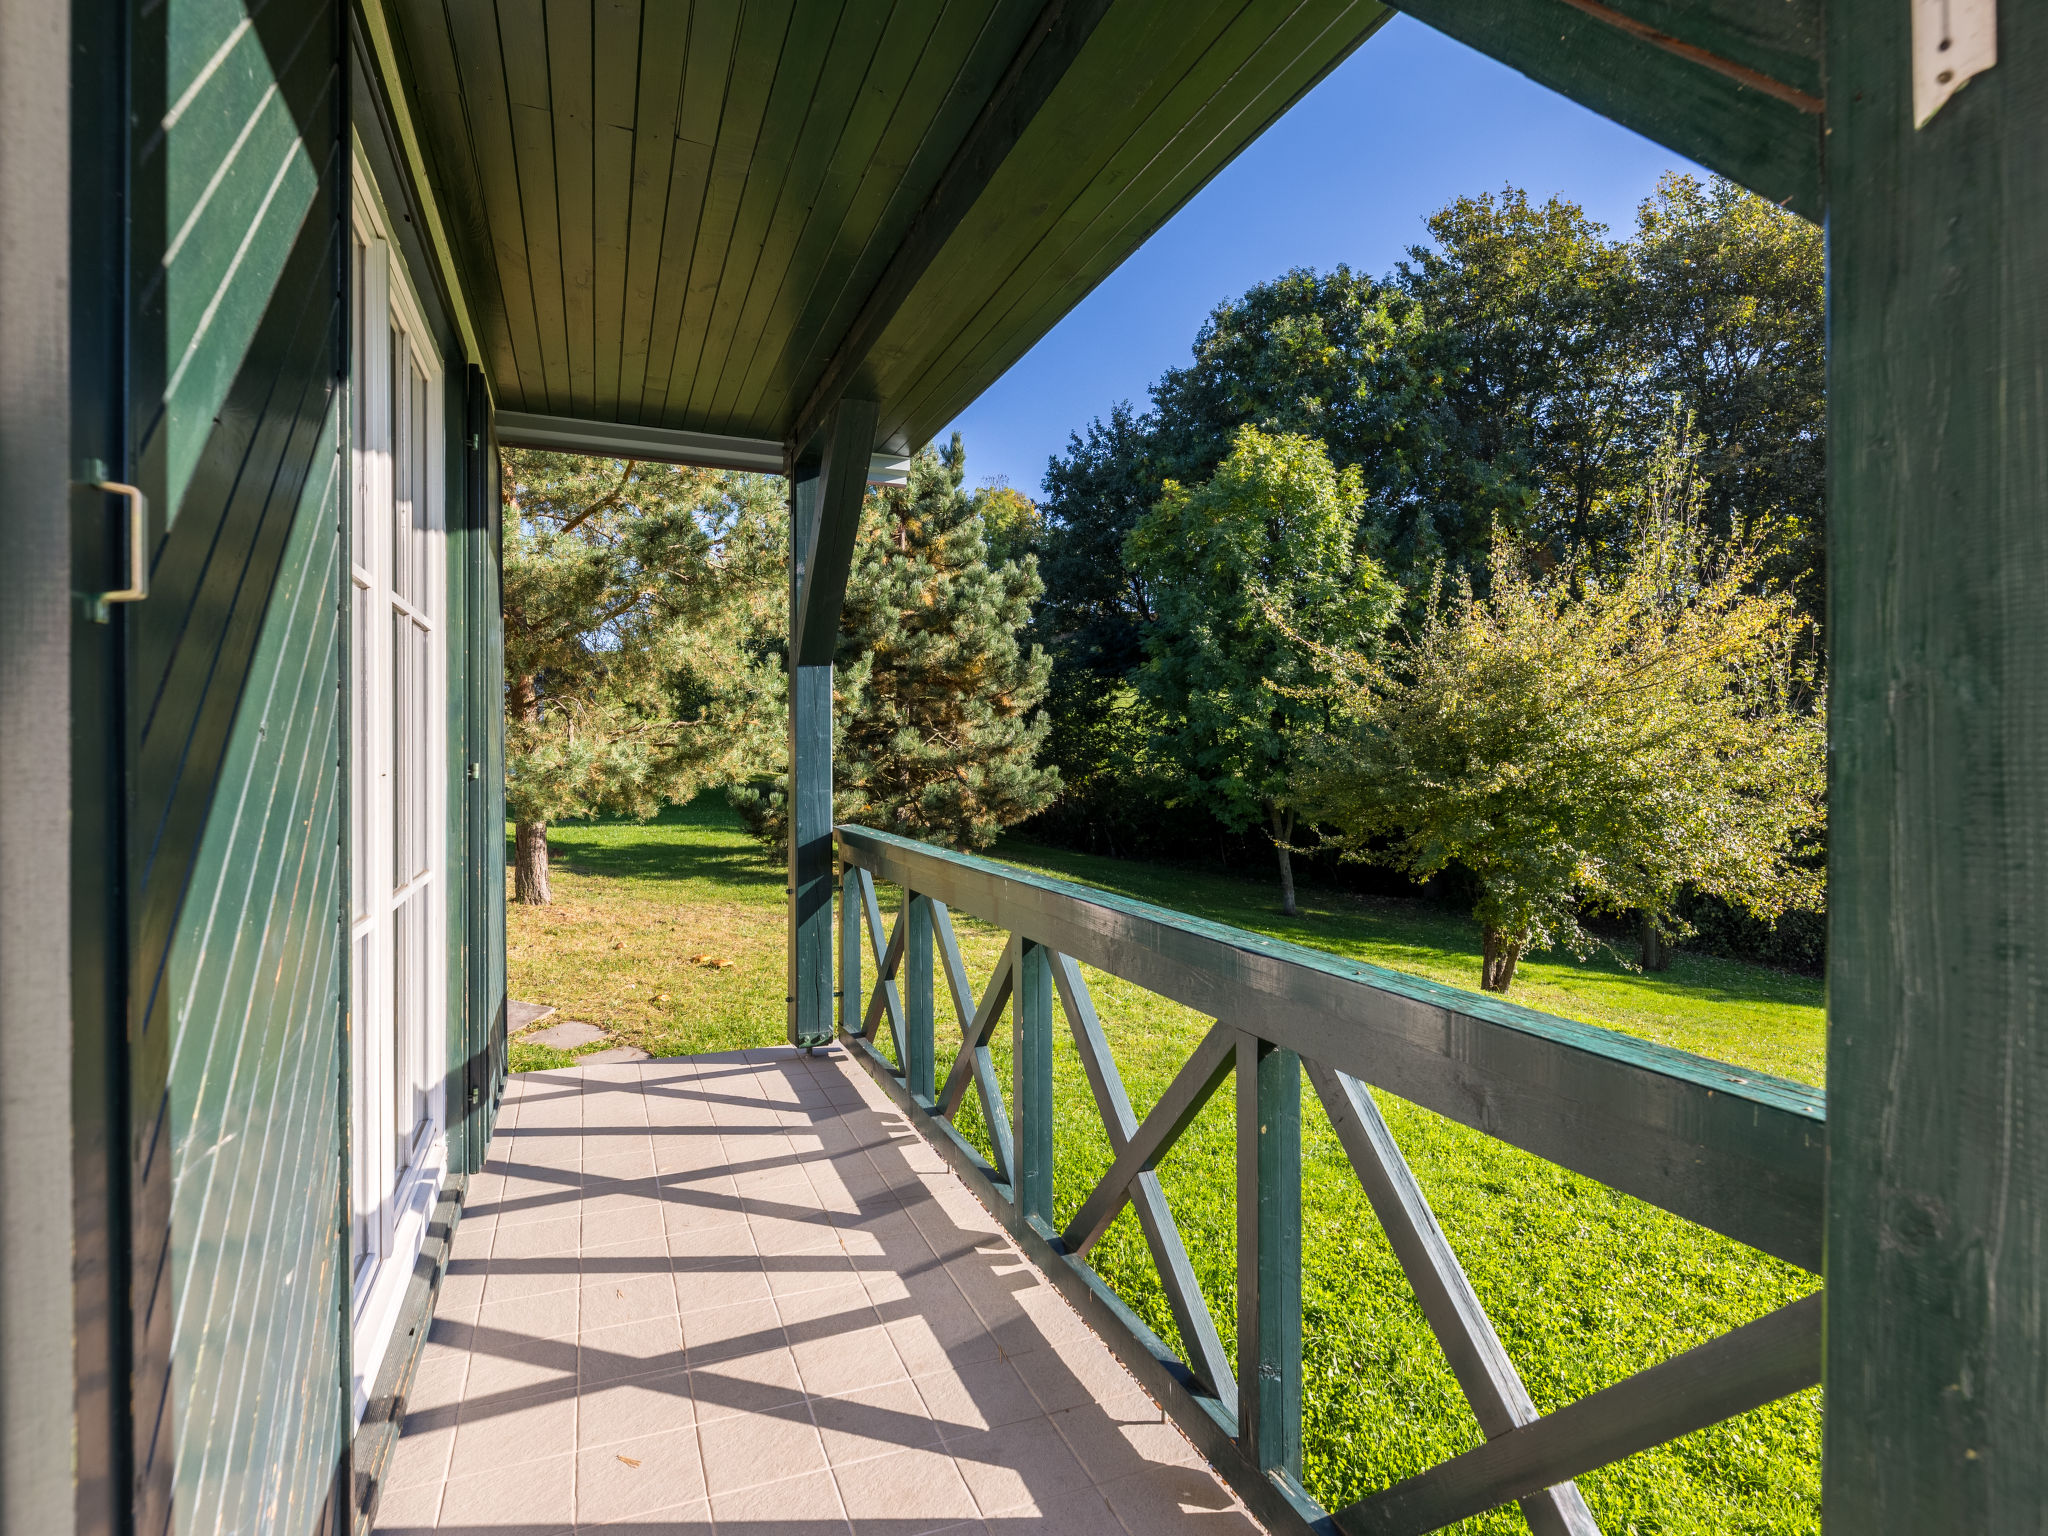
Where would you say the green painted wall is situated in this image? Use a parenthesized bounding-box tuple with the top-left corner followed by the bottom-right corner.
(162, 413, 346, 1536)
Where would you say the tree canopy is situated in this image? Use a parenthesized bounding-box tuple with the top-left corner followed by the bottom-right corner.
(1125, 426, 1400, 913)
(1293, 435, 1825, 992)
(502, 450, 781, 902)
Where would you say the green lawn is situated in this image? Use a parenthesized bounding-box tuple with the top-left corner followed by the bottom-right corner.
(510, 799, 1823, 1535)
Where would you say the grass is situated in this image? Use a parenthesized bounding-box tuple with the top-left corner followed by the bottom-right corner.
(509, 798, 1823, 1535)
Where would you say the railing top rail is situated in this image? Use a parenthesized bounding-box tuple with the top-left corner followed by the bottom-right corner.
(837, 823, 1825, 1271)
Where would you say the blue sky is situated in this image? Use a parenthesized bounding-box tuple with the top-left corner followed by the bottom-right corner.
(943, 14, 1705, 497)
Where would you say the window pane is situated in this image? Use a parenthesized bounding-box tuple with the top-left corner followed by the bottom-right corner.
(352, 929, 373, 1278)
(390, 893, 410, 1179)
(391, 328, 410, 605)
(412, 360, 431, 602)
(414, 621, 431, 880)
(391, 607, 411, 884)
(353, 584, 371, 921)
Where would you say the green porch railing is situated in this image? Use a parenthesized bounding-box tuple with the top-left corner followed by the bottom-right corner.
(833, 824, 1824, 1536)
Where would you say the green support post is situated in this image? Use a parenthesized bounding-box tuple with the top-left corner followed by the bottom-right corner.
(905, 892, 935, 1102)
(839, 864, 860, 1038)
(784, 399, 875, 1050)
(786, 664, 834, 1048)
(1823, 4, 2048, 1524)
(1237, 1035, 1301, 1477)
(1014, 940, 1055, 1232)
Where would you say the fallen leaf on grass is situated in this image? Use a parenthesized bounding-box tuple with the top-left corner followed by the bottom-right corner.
(687, 954, 735, 970)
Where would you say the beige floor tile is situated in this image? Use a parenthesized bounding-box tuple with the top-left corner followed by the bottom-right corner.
(490, 1215, 582, 1259)
(459, 1328, 579, 1402)
(748, 1207, 845, 1257)
(774, 1278, 874, 1330)
(686, 1343, 808, 1422)
(810, 1377, 944, 1467)
(789, 1318, 909, 1399)
(574, 1426, 706, 1522)
(1050, 1392, 1199, 1486)
(447, 1388, 578, 1479)
(574, 1367, 695, 1449)
(680, 1296, 783, 1363)
(380, 1410, 457, 1491)
(977, 1481, 1125, 1533)
(708, 1467, 849, 1534)
(1096, 1462, 1260, 1535)
(579, 1495, 713, 1532)
(406, 1355, 471, 1416)
(366, 1478, 440, 1534)
(579, 1316, 686, 1388)
(435, 1451, 574, 1533)
(578, 1272, 679, 1333)
(945, 1417, 1091, 1519)
(696, 1406, 829, 1495)
(672, 1260, 772, 1312)
(477, 1282, 582, 1342)
(916, 1359, 1045, 1439)
(579, 1204, 667, 1252)
(833, 1445, 980, 1534)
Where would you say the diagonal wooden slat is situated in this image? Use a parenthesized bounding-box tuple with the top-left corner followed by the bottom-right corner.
(855, 867, 908, 1065)
(1335, 1292, 1823, 1536)
(1308, 1061, 1600, 1536)
(926, 928, 1019, 1190)
(1062, 1021, 1237, 1257)
(937, 934, 1018, 1116)
(1054, 954, 1236, 1413)
(930, 900, 974, 1030)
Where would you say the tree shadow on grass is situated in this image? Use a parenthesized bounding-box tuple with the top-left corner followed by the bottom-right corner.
(512, 798, 785, 894)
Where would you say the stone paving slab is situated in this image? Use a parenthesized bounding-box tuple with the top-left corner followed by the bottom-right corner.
(374, 1046, 1265, 1535)
(508, 1000, 559, 1032)
(524, 1019, 609, 1051)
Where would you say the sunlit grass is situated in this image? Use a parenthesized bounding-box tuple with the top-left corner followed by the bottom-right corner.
(508, 798, 1823, 1534)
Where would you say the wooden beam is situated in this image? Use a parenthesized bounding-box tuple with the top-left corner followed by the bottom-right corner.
(1388, 0, 1822, 217)
(839, 824, 1825, 1271)
(1336, 1294, 1821, 1536)
(788, 0, 1117, 449)
(1822, 0, 2048, 1524)
(1236, 1035, 1302, 1480)
(789, 397, 878, 668)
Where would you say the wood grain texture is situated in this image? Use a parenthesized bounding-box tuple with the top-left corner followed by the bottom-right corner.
(1822, 0, 2048, 1525)
(1389, 0, 1820, 216)
(377, 0, 1386, 446)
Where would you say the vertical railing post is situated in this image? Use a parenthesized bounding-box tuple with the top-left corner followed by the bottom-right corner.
(1014, 940, 1055, 1233)
(838, 862, 860, 1038)
(1236, 1033, 1301, 1477)
(904, 891, 935, 1102)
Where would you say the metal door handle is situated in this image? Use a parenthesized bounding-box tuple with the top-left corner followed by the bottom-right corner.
(96, 480, 148, 603)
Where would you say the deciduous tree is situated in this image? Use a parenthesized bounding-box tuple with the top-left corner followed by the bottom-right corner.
(1125, 427, 1400, 914)
(1293, 438, 1825, 991)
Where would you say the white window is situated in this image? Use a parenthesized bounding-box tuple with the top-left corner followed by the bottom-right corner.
(349, 156, 448, 1422)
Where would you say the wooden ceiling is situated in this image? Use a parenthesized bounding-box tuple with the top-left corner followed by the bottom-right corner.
(384, 0, 1390, 456)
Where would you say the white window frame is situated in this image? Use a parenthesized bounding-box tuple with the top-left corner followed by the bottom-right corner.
(348, 148, 449, 1425)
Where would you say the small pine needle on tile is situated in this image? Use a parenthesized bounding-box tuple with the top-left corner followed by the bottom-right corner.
(616, 1455, 641, 1468)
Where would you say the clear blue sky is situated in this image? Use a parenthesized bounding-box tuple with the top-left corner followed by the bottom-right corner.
(944, 14, 1705, 497)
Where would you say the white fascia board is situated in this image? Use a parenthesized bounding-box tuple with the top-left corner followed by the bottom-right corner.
(496, 411, 911, 485)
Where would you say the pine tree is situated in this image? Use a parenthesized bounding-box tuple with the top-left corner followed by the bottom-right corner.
(503, 451, 782, 904)
(734, 436, 1059, 851)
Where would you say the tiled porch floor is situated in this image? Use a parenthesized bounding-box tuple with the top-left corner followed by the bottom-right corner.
(371, 1046, 1264, 1535)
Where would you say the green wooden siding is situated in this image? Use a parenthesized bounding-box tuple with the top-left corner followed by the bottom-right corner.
(126, 4, 353, 1533)
(163, 414, 346, 1536)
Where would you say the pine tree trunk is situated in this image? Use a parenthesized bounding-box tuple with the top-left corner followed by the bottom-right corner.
(1269, 802, 1297, 917)
(508, 671, 550, 905)
(1639, 911, 1670, 972)
(515, 820, 552, 906)
(1481, 925, 1523, 992)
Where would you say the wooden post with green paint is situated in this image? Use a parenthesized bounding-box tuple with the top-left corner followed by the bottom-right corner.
(784, 400, 877, 1049)
(904, 893, 935, 1103)
(1014, 940, 1055, 1232)
(1823, 2, 2048, 1523)
(1237, 1034, 1301, 1478)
